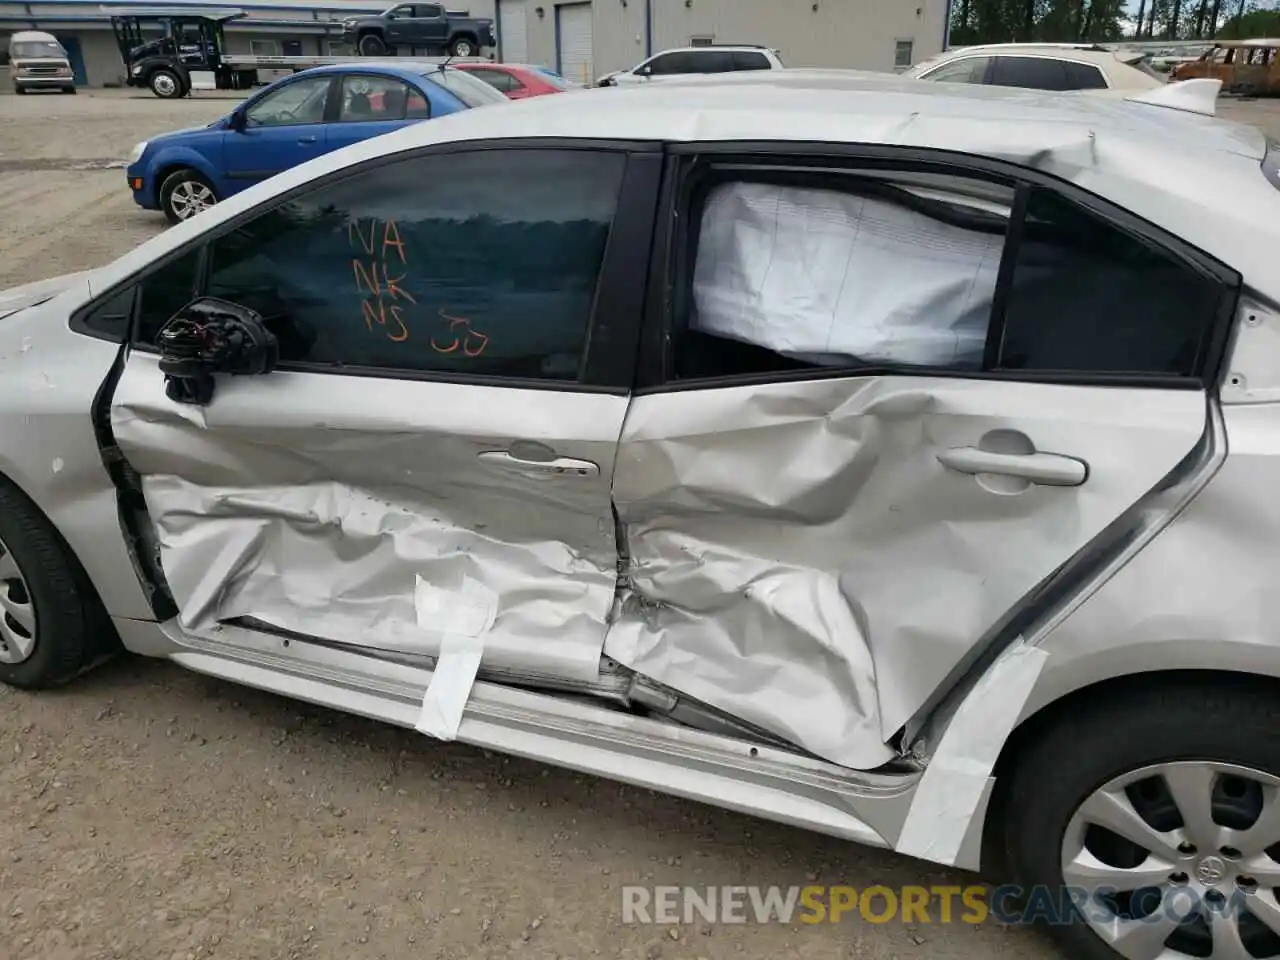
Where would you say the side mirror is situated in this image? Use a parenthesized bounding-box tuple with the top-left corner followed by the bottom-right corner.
(156, 297, 279, 405)
(638, 65, 651, 76)
(228, 108, 248, 132)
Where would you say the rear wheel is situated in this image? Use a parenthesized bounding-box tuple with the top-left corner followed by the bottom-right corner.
(0, 478, 116, 690)
(149, 68, 182, 99)
(358, 33, 388, 55)
(159, 168, 217, 224)
(1003, 679, 1280, 960)
(449, 36, 476, 57)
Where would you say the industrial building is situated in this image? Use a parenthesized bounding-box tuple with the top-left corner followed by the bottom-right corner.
(1, 0, 948, 89)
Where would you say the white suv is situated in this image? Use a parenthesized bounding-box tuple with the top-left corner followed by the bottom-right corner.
(597, 44, 783, 87)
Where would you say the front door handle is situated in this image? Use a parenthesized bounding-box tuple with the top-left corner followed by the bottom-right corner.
(297, 135, 317, 144)
(477, 450, 600, 478)
(937, 446, 1087, 487)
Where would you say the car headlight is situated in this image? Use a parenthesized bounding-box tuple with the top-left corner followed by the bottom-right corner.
(131, 65, 143, 76)
(128, 141, 148, 164)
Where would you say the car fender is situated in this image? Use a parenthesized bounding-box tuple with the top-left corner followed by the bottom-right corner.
(146, 142, 225, 203)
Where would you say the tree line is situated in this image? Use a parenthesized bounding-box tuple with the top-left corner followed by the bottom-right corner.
(949, 0, 1280, 45)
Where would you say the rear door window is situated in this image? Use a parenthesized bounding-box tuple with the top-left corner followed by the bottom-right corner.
(693, 51, 736, 73)
(923, 56, 990, 83)
(732, 50, 772, 70)
(989, 56, 1071, 90)
(1062, 60, 1108, 89)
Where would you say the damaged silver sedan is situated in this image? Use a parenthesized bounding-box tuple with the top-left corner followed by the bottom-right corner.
(2, 69, 1279, 960)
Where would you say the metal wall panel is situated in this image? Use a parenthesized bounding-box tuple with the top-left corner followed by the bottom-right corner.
(497, 0, 527, 62)
(555, 0, 593, 85)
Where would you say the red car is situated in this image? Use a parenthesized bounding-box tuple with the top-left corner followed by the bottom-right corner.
(451, 62, 574, 99)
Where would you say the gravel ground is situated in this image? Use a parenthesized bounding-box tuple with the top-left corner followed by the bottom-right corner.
(2, 86, 1279, 960)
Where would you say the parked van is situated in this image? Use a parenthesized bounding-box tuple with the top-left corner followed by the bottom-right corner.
(7, 30, 76, 94)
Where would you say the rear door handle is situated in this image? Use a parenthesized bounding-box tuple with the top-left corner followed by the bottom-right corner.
(477, 450, 600, 478)
(937, 446, 1087, 487)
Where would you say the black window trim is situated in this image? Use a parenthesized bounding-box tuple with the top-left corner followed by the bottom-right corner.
(635, 141, 1242, 395)
(70, 137, 665, 396)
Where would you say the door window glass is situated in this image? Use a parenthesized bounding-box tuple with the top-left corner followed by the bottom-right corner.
(135, 248, 202, 347)
(647, 52, 695, 75)
(989, 55, 1070, 90)
(1062, 61, 1108, 89)
(670, 170, 1230, 383)
(418, 2, 442, 16)
(923, 56, 989, 83)
(691, 51, 735, 73)
(244, 75, 331, 127)
(732, 51, 771, 70)
(198, 149, 627, 379)
(995, 187, 1227, 376)
(339, 74, 416, 121)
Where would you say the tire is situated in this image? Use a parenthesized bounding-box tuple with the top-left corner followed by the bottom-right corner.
(63, 86, 77, 95)
(449, 36, 476, 57)
(1003, 678, 1280, 960)
(149, 68, 182, 99)
(14, 85, 26, 95)
(358, 33, 388, 56)
(0, 477, 117, 690)
(159, 168, 218, 225)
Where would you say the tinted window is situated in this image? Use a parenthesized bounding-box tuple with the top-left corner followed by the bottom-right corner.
(78, 285, 136, 342)
(339, 75, 418, 121)
(136, 249, 202, 347)
(924, 56, 989, 83)
(198, 150, 626, 379)
(732, 51, 771, 70)
(692, 51, 735, 73)
(245, 75, 331, 127)
(989, 56, 1070, 90)
(1062, 61, 1107, 89)
(996, 187, 1226, 376)
(417, 3, 442, 15)
(647, 52, 696, 75)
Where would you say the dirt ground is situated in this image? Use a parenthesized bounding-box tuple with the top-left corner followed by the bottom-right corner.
(1, 86, 1279, 960)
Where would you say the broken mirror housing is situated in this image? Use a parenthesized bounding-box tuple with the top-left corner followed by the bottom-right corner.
(156, 297, 279, 405)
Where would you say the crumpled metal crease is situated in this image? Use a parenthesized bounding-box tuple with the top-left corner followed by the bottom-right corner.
(606, 373, 1205, 768)
(110, 378, 618, 684)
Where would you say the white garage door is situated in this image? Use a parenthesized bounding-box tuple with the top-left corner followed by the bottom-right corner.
(557, 2, 593, 86)
(498, 0, 527, 63)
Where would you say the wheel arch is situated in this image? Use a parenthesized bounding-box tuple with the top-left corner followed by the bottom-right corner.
(978, 667, 1280, 879)
(152, 153, 221, 206)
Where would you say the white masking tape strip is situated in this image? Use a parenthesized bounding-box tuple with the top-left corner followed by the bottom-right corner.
(895, 641, 1049, 866)
(414, 574, 497, 741)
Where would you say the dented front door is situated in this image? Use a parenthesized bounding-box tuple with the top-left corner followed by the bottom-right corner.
(106, 144, 651, 683)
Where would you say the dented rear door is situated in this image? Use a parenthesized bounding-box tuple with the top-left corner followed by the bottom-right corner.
(107, 142, 659, 681)
(604, 148, 1239, 770)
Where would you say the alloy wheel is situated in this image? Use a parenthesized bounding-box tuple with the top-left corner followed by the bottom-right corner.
(0, 535, 36, 665)
(1062, 761, 1280, 959)
(168, 180, 215, 220)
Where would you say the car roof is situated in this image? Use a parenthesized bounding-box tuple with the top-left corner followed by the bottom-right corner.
(651, 45, 776, 55)
(95, 69, 1280, 310)
(917, 43, 1143, 67)
(295, 60, 454, 79)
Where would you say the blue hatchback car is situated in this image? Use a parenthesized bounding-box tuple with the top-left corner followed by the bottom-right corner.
(125, 61, 508, 224)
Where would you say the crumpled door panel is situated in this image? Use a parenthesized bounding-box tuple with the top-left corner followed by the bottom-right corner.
(110, 355, 624, 683)
(605, 376, 1207, 769)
